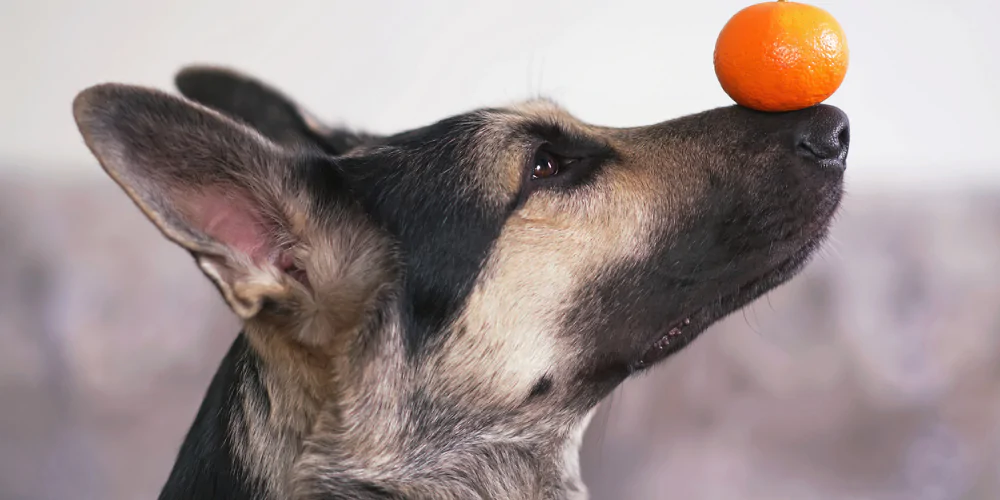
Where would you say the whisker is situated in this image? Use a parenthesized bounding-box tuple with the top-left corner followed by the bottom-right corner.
(742, 307, 761, 336)
(594, 387, 617, 472)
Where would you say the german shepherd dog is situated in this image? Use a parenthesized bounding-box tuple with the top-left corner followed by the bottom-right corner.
(72, 66, 848, 500)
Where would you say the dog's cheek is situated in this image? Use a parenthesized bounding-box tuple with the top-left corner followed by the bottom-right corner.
(428, 231, 590, 407)
(432, 277, 564, 408)
(431, 183, 663, 408)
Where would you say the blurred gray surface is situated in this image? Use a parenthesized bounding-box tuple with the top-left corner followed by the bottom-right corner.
(1, 177, 999, 499)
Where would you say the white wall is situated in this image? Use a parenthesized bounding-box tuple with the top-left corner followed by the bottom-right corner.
(2, 0, 998, 188)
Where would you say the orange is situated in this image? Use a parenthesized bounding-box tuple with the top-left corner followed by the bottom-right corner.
(714, 0, 848, 112)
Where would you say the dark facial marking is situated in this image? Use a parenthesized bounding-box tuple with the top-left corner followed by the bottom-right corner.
(337, 113, 514, 354)
(526, 376, 554, 401)
(561, 104, 846, 398)
(519, 122, 616, 197)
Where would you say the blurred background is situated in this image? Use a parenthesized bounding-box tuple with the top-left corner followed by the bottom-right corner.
(2, 0, 999, 498)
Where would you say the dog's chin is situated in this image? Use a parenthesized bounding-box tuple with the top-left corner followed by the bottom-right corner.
(629, 236, 827, 373)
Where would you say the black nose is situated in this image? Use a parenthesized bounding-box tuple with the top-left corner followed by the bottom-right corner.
(794, 104, 850, 170)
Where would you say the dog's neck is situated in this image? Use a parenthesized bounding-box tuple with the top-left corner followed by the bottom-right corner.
(158, 332, 592, 500)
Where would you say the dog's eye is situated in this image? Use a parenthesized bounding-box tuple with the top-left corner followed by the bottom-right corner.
(531, 150, 560, 179)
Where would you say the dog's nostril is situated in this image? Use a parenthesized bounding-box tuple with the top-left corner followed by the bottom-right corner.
(838, 124, 850, 150)
(795, 104, 850, 169)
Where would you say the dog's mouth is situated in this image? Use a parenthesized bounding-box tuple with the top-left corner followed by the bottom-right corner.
(630, 239, 823, 372)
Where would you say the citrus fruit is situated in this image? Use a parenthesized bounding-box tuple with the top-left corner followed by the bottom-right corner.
(714, 0, 848, 112)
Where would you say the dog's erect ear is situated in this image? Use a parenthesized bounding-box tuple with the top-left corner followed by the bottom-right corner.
(73, 83, 314, 319)
(175, 66, 375, 155)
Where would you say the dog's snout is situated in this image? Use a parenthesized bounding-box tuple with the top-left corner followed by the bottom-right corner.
(794, 104, 850, 169)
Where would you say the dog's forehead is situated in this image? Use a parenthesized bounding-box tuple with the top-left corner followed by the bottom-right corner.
(464, 99, 597, 196)
(486, 99, 588, 134)
(389, 99, 593, 203)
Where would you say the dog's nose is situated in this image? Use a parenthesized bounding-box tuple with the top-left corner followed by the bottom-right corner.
(794, 104, 850, 170)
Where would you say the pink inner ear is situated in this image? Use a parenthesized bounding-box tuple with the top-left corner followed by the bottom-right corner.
(182, 188, 274, 264)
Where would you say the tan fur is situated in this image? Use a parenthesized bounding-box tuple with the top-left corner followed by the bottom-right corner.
(73, 70, 844, 500)
(282, 103, 700, 497)
(231, 326, 327, 497)
(232, 214, 395, 495)
(435, 105, 675, 405)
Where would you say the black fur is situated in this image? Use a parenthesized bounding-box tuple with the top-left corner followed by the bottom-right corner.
(159, 335, 268, 500)
(73, 68, 849, 500)
(336, 114, 518, 354)
(176, 66, 377, 155)
(527, 376, 554, 400)
(564, 104, 846, 399)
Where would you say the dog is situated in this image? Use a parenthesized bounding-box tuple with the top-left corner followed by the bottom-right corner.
(72, 66, 848, 500)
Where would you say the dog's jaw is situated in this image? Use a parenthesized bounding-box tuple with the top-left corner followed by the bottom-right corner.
(629, 212, 837, 374)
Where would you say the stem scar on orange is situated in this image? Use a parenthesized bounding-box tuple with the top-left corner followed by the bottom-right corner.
(714, 0, 848, 112)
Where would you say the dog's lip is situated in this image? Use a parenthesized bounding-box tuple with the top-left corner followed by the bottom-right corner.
(629, 243, 819, 372)
(632, 317, 694, 371)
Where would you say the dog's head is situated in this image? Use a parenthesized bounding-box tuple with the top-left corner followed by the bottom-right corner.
(73, 66, 846, 489)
